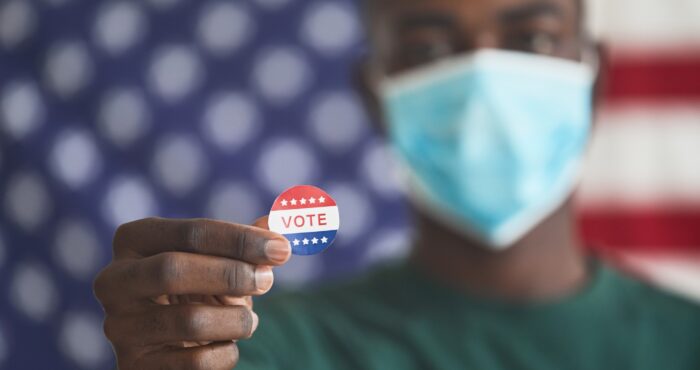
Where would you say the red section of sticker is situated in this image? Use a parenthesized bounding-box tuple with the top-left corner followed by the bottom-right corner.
(270, 185, 337, 211)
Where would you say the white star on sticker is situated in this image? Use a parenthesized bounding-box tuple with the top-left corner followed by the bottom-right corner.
(321, 236, 328, 243)
(302, 238, 309, 245)
(281, 199, 288, 206)
(311, 237, 318, 244)
(292, 239, 300, 246)
(309, 197, 316, 204)
(318, 196, 326, 203)
(300, 198, 307, 205)
(290, 198, 297, 205)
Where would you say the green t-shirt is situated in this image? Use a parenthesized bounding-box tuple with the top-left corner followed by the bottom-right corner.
(236, 261, 700, 370)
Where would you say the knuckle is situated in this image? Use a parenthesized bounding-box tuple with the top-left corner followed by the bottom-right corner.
(92, 268, 110, 303)
(178, 306, 210, 338)
(223, 264, 238, 292)
(154, 253, 186, 292)
(102, 315, 121, 343)
(113, 217, 159, 253)
(93, 262, 139, 312)
(194, 343, 238, 370)
(112, 224, 129, 254)
(181, 219, 209, 253)
(187, 351, 210, 370)
(232, 227, 250, 260)
(137, 310, 168, 337)
(113, 218, 146, 245)
(223, 263, 254, 294)
(93, 265, 121, 306)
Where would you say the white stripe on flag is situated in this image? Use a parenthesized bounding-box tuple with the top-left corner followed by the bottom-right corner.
(615, 251, 700, 303)
(587, 0, 700, 49)
(578, 104, 700, 209)
(268, 207, 339, 234)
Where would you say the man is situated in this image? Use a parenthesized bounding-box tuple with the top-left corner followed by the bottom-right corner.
(94, 0, 700, 369)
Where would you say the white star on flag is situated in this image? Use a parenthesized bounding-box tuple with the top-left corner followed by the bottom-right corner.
(292, 239, 300, 246)
(311, 237, 318, 244)
(290, 198, 297, 205)
(309, 197, 316, 204)
(281, 199, 288, 206)
(300, 198, 307, 205)
(302, 238, 309, 245)
(321, 236, 328, 243)
(318, 196, 326, 203)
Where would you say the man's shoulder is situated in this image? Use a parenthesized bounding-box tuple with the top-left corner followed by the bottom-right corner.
(604, 264, 700, 367)
(602, 263, 700, 321)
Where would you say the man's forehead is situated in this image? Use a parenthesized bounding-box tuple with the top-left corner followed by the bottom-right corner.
(362, 0, 585, 64)
(363, 0, 583, 41)
(366, 0, 580, 19)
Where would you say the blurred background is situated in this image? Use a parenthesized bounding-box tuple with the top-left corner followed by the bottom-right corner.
(0, 0, 698, 369)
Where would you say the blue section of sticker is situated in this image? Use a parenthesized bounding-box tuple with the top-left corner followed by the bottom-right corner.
(283, 230, 338, 255)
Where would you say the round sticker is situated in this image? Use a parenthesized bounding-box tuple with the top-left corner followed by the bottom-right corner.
(268, 185, 339, 255)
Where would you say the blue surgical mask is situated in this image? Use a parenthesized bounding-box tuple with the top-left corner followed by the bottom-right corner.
(380, 49, 595, 250)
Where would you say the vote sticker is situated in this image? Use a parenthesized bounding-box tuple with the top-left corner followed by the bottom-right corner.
(268, 185, 339, 255)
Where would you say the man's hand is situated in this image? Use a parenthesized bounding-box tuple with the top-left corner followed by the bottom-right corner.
(93, 217, 290, 370)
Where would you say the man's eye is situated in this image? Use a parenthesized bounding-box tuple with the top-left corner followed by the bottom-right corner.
(400, 41, 456, 68)
(506, 32, 560, 55)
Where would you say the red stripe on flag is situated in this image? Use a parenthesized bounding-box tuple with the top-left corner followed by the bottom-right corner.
(602, 52, 700, 102)
(578, 209, 700, 251)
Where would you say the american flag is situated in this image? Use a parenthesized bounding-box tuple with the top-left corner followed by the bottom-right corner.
(579, 0, 700, 301)
(0, 0, 697, 369)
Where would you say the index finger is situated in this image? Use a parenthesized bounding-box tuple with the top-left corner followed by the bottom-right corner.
(113, 217, 290, 265)
(252, 216, 269, 230)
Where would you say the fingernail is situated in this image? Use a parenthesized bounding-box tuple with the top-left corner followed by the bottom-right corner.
(254, 266, 274, 292)
(265, 239, 291, 264)
(251, 311, 259, 334)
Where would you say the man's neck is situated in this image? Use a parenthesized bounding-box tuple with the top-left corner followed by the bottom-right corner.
(409, 200, 589, 302)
